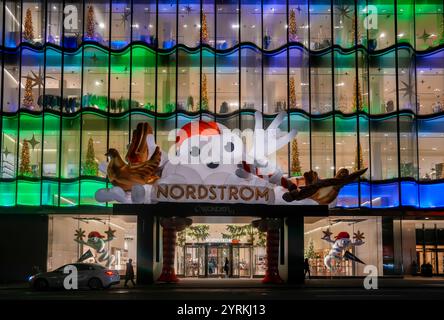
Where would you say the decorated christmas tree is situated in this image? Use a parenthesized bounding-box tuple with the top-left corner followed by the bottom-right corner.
(22, 77, 34, 109)
(289, 77, 296, 108)
(83, 137, 98, 176)
(291, 138, 302, 177)
(352, 77, 364, 112)
(86, 6, 95, 39)
(23, 8, 34, 42)
(19, 139, 32, 177)
(201, 74, 209, 110)
(201, 11, 209, 44)
(353, 141, 364, 172)
(289, 9, 297, 42)
(351, 14, 361, 46)
(304, 239, 318, 260)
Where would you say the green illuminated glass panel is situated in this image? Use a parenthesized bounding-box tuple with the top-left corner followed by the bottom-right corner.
(80, 180, 106, 206)
(61, 115, 80, 179)
(415, 1, 444, 50)
(397, 0, 415, 45)
(109, 115, 130, 164)
(1, 115, 18, 178)
(0, 181, 16, 206)
(19, 114, 42, 178)
(81, 113, 107, 177)
(42, 114, 60, 178)
(17, 180, 41, 206)
(131, 46, 156, 110)
(158, 51, 177, 113)
(110, 49, 130, 113)
(367, 1, 395, 50)
(42, 180, 59, 206)
(60, 181, 79, 207)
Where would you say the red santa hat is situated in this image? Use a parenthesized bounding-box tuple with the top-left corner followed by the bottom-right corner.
(176, 120, 221, 147)
(88, 231, 104, 239)
(335, 232, 350, 240)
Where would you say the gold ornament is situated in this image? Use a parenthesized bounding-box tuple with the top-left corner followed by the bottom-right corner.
(353, 230, 365, 242)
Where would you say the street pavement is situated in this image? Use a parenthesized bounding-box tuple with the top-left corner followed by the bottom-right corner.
(1, 277, 444, 300)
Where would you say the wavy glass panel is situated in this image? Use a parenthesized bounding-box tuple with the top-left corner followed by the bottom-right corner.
(42, 113, 60, 178)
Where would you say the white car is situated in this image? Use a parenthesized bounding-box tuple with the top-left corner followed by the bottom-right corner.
(29, 263, 120, 290)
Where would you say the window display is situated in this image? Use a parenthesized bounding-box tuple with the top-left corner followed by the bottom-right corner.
(47, 215, 137, 274)
(304, 216, 383, 277)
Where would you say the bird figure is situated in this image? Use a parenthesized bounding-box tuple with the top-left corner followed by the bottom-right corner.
(105, 147, 161, 192)
(106, 122, 161, 191)
(283, 168, 367, 205)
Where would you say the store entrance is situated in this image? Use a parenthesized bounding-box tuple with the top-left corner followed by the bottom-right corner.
(179, 243, 265, 278)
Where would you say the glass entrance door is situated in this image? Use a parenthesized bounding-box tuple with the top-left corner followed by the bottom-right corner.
(184, 245, 205, 277)
(181, 244, 260, 278)
(207, 244, 230, 277)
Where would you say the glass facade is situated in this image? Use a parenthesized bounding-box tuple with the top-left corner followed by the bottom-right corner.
(0, 1, 444, 208)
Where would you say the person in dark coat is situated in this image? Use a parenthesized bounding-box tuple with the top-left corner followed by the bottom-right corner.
(223, 258, 230, 277)
(304, 258, 311, 279)
(124, 258, 136, 288)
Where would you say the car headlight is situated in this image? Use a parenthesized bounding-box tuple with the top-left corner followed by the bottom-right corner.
(28, 275, 35, 282)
